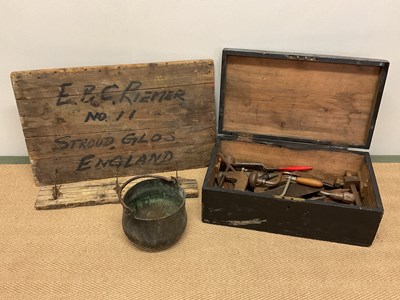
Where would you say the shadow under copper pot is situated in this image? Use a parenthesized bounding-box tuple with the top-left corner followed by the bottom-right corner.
(117, 175, 187, 250)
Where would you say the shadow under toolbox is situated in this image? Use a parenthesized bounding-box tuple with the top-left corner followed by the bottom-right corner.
(202, 48, 389, 246)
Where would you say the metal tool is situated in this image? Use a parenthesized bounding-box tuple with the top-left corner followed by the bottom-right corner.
(248, 171, 281, 189)
(320, 190, 355, 204)
(52, 169, 61, 200)
(344, 171, 362, 205)
(219, 171, 248, 191)
(334, 176, 344, 188)
(216, 153, 236, 188)
(233, 162, 312, 173)
(273, 176, 305, 201)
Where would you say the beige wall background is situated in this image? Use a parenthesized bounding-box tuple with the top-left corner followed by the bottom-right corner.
(1, 0, 399, 155)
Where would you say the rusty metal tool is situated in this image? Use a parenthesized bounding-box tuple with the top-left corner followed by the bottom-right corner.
(219, 171, 248, 191)
(216, 152, 236, 188)
(52, 169, 61, 200)
(320, 190, 355, 204)
(344, 171, 362, 205)
(273, 176, 305, 201)
(334, 176, 344, 188)
(248, 171, 281, 189)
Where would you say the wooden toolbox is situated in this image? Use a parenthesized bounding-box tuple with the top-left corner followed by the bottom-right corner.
(202, 48, 389, 246)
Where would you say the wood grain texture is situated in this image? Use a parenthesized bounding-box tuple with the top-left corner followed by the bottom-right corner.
(223, 56, 382, 147)
(11, 60, 213, 100)
(12, 60, 215, 185)
(35, 177, 198, 210)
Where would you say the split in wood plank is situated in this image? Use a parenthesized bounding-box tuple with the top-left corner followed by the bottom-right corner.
(35, 176, 198, 210)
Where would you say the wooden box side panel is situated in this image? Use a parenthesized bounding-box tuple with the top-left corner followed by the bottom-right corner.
(11, 60, 215, 185)
(202, 188, 382, 246)
(222, 55, 383, 147)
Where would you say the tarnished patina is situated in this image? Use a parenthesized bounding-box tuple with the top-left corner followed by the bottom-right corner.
(117, 175, 187, 249)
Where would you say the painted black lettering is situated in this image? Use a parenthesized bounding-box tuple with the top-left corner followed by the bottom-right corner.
(124, 155, 134, 168)
(70, 139, 81, 149)
(87, 139, 96, 148)
(133, 92, 141, 102)
(119, 81, 142, 104)
(164, 90, 175, 100)
(148, 153, 163, 164)
(104, 137, 114, 146)
(161, 151, 173, 162)
(53, 135, 71, 150)
(163, 132, 175, 142)
(137, 133, 148, 144)
(76, 154, 95, 171)
(121, 133, 137, 145)
(135, 154, 147, 165)
(81, 85, 96, 103)
(116, 111, 124, 121)
(84, 112, 107, 122)
(174, 89, 185, 101)
(79, 139, 88, 149)
(101, 84, 119, 104)
(56, 83, 75, 106)
(128, 109, 136, 120)
(95, 158, 110, 168)
(151, 91, 166, 102)
(85, 112, 97, 122)
(150, 133, 162, 143)
(109, 156, 122, 168)
(139, 91, 152, 103)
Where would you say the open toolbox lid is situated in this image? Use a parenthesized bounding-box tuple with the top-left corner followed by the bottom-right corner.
(218, 48, 389, 149)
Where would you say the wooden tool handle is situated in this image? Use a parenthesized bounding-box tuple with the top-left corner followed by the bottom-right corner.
(295, 177, 324, 188)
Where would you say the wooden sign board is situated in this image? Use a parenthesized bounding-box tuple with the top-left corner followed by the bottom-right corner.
(12, 60, 215, 186)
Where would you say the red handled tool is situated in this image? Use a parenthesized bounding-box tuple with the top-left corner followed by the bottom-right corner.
(269, 166, 313, 172)
(232, 161, 313, 173)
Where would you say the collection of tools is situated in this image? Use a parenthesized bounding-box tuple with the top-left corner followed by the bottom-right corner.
(214, 152, 366, 205)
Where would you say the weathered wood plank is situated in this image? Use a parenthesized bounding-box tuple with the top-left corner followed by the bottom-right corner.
(26, 124, 214, 160)
(12, 59, 216, 186)
(32, 143, 213, 185)
(11, 60, 214, 100)
(223, 56, 381, 147)
(16, 83, 214, 138)
(35, 177, 198, 210)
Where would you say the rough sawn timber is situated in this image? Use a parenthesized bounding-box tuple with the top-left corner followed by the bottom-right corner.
(36, 177, 198, 210)
(11, 59, 215, 186)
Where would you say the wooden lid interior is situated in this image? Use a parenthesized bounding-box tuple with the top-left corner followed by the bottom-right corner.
(221, 52, 387, 148)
